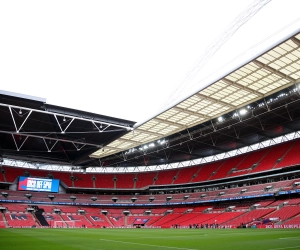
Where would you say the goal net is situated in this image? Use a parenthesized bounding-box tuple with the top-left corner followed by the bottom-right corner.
(53, 220, 75, 228)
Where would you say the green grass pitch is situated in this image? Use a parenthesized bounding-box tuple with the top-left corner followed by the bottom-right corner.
(0, 228, 300, 250)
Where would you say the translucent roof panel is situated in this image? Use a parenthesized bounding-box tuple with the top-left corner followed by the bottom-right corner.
(91, 33, 300, 159)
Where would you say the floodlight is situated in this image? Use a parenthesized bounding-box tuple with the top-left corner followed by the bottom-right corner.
(160, 139, 166, 144)
(239, 109, 247, 115)
(217, 116, 224, 122)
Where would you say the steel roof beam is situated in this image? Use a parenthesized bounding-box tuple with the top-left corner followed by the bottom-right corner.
(135, 128, 164, 137)
(152, 117, 185, 128)
(0, 130, 102, 148)
(291, 37, 300, 46)
(253, 59, 296, 83)
(222, 78, 264, 97)
(172, 106, 210, 119)
(0, 103, 132, 130)
(195, 93, 236, 109)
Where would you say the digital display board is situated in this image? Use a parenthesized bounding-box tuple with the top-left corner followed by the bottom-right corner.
(18, 176, 60, 193)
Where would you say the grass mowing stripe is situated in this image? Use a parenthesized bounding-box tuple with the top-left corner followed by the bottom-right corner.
(99, 238, 198, 250)
(0, 229, 79, 250)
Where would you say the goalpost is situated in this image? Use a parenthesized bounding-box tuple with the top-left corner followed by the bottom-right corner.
(53, 221, 75, 228)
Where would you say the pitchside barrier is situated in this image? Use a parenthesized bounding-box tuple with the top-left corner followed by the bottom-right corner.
(3, 224, 300, 229)
(258, 224, 300, 229)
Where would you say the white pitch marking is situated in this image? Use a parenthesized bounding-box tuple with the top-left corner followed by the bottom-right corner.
(279, 236, 300, 240)
(216, 232, 257, 236)
(269, 246, 300, 250)
(122, 234, 206, 239)
(99, 239, 198, 250)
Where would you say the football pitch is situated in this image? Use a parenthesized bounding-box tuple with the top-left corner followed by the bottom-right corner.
(0, 228, 300, 250)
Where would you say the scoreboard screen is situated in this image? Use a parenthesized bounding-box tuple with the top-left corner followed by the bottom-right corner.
(18, 176, 60, 193)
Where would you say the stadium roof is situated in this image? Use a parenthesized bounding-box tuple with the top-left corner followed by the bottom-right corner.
(0, 91, 135, 166)
(90, 32, 300, 161)
(1, 31, 300, 170)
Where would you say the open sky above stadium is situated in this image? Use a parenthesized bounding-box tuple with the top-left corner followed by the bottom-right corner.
(1, 0, 300, 124)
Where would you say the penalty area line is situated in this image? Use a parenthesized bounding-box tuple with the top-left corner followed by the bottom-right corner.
(99, 239, 198, 250)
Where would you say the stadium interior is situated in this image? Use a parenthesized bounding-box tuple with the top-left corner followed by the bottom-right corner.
(1, 31, 300, 229)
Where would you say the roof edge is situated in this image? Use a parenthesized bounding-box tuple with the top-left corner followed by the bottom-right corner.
(0, 90, 46, 103)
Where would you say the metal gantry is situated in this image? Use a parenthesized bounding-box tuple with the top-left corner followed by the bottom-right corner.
(0, 102, 133, 152)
